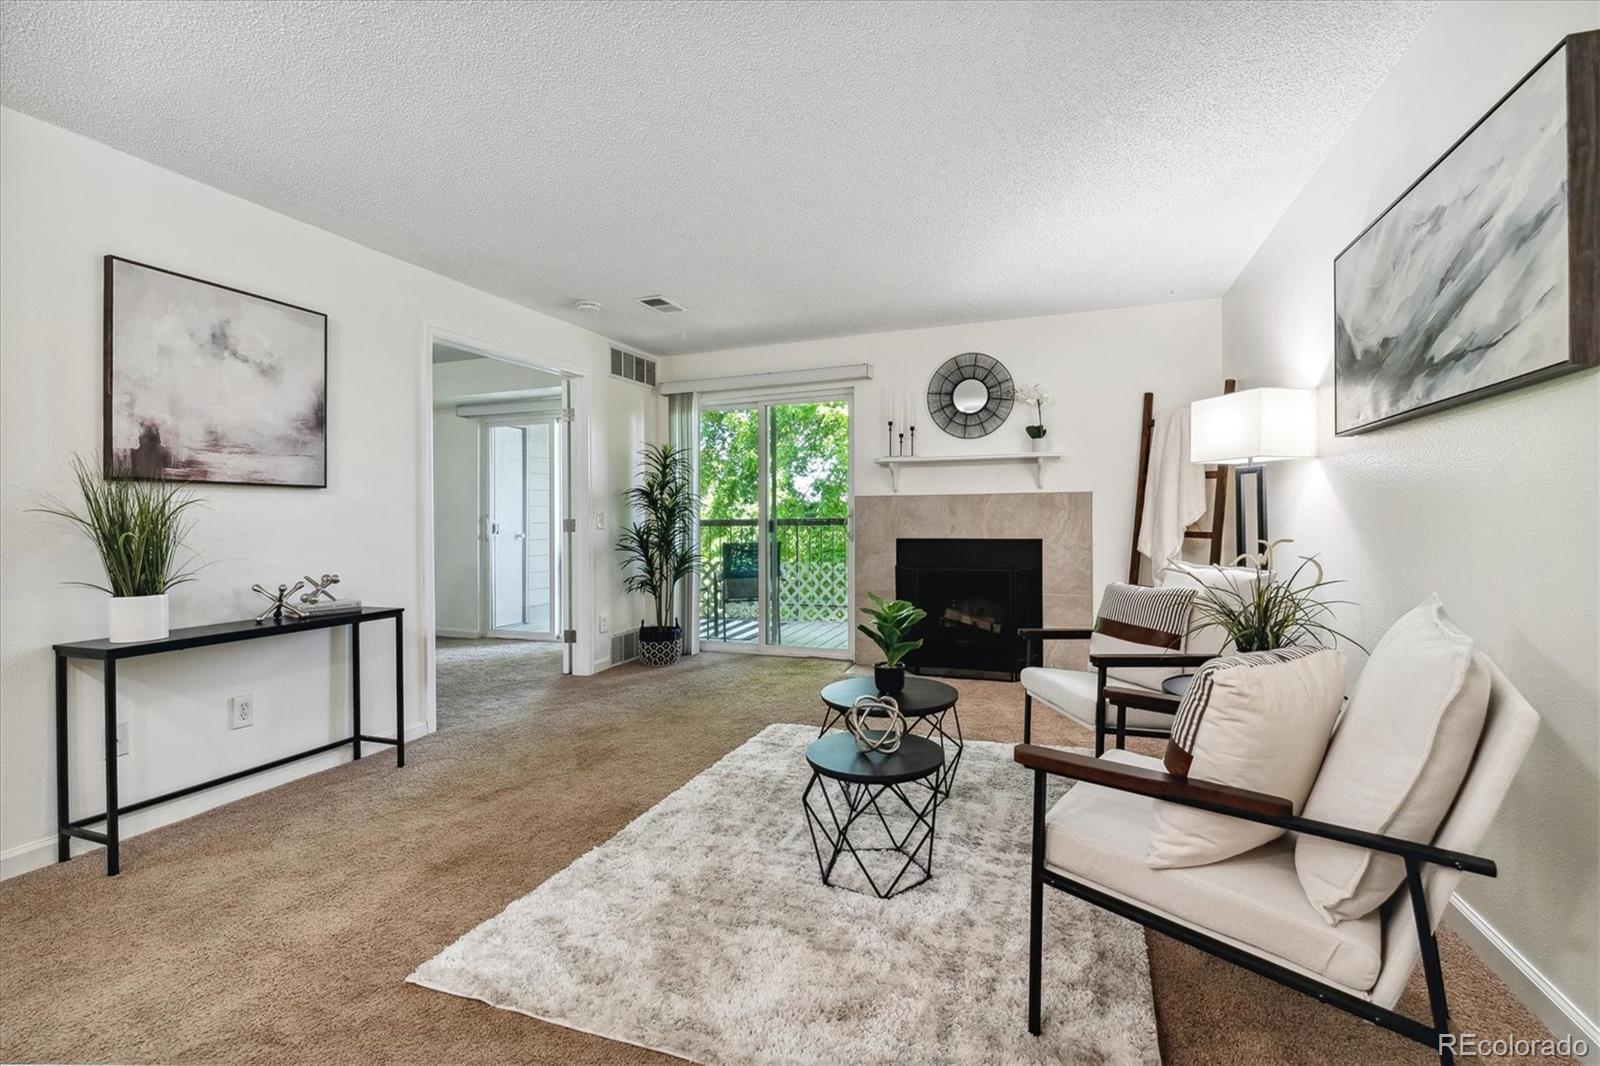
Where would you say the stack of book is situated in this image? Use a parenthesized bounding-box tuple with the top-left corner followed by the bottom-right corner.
(300, 599, 362, 617)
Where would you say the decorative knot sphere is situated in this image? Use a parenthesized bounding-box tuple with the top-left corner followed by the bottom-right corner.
(846, 695, 905, 754)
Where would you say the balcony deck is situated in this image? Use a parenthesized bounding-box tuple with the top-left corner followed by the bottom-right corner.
(697, 618, 850, 651)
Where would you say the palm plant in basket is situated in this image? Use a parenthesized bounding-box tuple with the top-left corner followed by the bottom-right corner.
(1188, 539, 1363, 654)
(34, 454, 203, 643)
(857, 593, 926, 695)
(617, 443, 701, 666)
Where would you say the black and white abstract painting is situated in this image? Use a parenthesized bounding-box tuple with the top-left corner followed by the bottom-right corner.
(104, 257, 327, 486)
(1334, 46, 1573, 435)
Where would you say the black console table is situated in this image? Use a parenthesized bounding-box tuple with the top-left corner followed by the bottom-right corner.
(53, 607, 405, 876)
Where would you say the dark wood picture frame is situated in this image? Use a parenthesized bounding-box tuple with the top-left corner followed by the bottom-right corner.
(103, 255, 329, 487)
(1333, 30, 1598, 437)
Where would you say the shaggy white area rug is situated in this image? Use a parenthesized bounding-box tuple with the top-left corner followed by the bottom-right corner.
(409, 723, 1160, 1065)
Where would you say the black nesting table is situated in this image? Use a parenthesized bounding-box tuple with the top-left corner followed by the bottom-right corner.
(819, 676, 963, 797)
(802, 731, 944, 899)
(52, 607, 405, 876)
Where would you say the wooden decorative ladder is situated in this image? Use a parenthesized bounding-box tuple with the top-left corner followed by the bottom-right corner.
(1127, 379, 1237, 584)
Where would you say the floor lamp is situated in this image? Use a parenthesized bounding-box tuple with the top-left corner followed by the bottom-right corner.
(1190, 388, 1317, 557)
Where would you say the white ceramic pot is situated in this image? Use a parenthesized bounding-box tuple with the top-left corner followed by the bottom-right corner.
(1029, 434, 1048, 452)
(108, 593, 169, 643)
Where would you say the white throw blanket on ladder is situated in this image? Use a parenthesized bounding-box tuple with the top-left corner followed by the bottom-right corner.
(1136, 408, 1207, 580)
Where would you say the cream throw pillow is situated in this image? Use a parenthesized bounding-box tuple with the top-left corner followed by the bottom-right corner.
(1295, 597, 1489, 923)
(1148, 647, 1346, 869)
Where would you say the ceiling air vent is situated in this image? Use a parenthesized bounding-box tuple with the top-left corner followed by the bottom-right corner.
(610, 347, 658, 387)
(638, 295, 687, 314)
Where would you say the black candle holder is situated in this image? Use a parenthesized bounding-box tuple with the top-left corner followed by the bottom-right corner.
(908, 426, 916, 456)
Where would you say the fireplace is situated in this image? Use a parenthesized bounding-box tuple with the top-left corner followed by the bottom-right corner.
(895, 538, 1043, 680)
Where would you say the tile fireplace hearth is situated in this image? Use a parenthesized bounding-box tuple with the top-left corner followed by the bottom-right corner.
(854, 492, 1092, 672)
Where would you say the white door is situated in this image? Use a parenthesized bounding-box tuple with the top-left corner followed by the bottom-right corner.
(488, 424, 527, 630)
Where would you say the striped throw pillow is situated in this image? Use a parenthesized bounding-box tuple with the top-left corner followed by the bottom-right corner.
(1094, 582, 1197, 650)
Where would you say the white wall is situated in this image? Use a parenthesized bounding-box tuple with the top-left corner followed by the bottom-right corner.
(0, 108, 655, 877)
(1220, 0, 1599, 1036)
(661, 299, 1225, 609)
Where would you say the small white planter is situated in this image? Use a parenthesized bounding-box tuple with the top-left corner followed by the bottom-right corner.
(108, 594, 169, 643)
(1028, 435, 1049, 452)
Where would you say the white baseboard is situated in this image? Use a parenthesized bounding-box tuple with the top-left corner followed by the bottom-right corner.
(436, 627, 480, 639)
(1447, 896, 1599, 1063)
(0, 721, 433, 881)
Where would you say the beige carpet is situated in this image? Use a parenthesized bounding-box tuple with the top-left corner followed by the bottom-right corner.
(0, 641, 1567, 1065)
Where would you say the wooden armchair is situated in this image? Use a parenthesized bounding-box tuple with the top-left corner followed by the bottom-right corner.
(1020, 627, 1213, 753)
(1013, 653, 1539, 1065)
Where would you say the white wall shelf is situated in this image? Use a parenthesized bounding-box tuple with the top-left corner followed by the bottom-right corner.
(873, 451, 1061, 491)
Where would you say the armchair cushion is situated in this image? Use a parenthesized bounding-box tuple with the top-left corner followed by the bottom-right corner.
(1296, 597, 1490, 924)
(1150, 648, 1345, 868)
(1019, 667, 1174, 731)
(1044, 750, 1383, 992)
(1158, 561, 1263, 657)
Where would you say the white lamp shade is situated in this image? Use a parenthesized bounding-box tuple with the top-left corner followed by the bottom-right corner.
(1190, 388, 1316, 464)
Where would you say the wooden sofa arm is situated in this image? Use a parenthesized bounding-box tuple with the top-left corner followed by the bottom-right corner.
(1102, 685, 1180, 713)
(1013, 744, 1496, 876)
(1015, 744, 1291, 817)
(1018, 627, 1094, 641)
(1088, 651, 1217, 669)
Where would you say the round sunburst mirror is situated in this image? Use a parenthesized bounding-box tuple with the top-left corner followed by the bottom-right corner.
(927, 353, 1014, 438)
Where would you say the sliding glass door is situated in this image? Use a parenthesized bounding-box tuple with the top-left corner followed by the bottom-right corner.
(698, 394, 850, 656)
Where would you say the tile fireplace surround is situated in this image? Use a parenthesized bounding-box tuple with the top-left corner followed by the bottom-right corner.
(854, 492, 1093, 670)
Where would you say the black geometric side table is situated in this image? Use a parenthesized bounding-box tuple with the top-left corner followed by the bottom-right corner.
(801, 731, 944, 899)
(819, 676, 963, 799)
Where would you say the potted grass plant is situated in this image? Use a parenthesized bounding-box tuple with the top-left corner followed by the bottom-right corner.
(1187, 540, 1363, 653)
(617, 443, 701, 666)
(857, 593, 926, 695)
(35, 455, 203, 642)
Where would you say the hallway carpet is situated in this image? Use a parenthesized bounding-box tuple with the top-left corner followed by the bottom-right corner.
(0, 647, 1565, 1065)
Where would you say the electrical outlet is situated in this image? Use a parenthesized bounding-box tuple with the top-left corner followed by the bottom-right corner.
(102, 721, 130, 759)
(229, 693, 255, 730)
(594, 510, 606, 531)
(598, 614, 609, 634)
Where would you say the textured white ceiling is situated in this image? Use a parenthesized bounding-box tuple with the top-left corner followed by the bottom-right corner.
(0, 0, 1433, 356)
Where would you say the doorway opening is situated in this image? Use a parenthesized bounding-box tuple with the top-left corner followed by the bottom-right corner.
(696, 392, 852, 657)
(430, 339, 574, 728)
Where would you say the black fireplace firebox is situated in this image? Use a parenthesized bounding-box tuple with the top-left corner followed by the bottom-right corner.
(895, 538, 1043, 681)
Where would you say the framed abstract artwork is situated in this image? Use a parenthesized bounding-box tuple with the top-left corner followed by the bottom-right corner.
(1334, 30, 1597, 436)
(103, 256, 328, 486)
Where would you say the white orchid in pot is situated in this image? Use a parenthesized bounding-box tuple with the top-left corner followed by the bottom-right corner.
(35, 455, 203, 642)
(1016, 383, 1051, 451)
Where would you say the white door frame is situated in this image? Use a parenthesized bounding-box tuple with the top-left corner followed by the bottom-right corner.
(696, 386, 854, 661)
(418, 325, 596, 736)
(479, 414, 561, 642)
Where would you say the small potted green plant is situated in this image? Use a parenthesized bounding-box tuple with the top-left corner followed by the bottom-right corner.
(617, 443, 701, 666)
(35, 455, 202, 642)
(1185, 540, 1363, 653)
(1017, 383, 1050, 451)
(857, 593, 926, 695)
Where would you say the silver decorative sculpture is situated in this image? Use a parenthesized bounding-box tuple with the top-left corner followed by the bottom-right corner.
(299, 573, 341, 605)
(845, 694, 906, 754)
(253, 581, 306, 623)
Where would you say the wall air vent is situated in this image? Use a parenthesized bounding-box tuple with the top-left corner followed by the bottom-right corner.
(610, 347, 658, 387)
(611, 629, 639, 665)
(638, 295, 687, 314)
